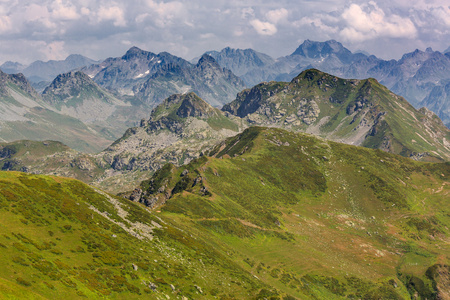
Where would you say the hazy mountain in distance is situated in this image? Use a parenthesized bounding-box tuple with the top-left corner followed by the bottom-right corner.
(0, 61, 26, 74)
(207, 40, 450, 128)
(0, 54, 100, 92)
(83, 47, 245, 108)
(42, 71, 141, 139)
(204, 47, 275, 81)
(0, 70, 122, 153)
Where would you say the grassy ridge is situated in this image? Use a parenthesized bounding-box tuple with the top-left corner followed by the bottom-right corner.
(141, 127, 450, 299)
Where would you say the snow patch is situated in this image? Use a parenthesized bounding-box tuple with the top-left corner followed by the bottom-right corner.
(134, 70, 150, 79)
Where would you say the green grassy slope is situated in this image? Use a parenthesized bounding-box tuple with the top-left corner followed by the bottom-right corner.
(137, 127, 450, 299)
(1, 127, 449, 299)
(0, 140, 105, 182)
(0, 171, 269, 299)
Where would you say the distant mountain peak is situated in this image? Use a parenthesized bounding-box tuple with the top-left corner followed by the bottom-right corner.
(291, 39, 346, 57)
(42, 70, 108, 105)
(43, 71, 91, 92)
(197, 54, 219, 66)
(122, 46, 153, 60)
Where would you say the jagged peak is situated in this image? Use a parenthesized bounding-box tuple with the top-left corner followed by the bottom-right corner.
(177, 92, 216, 118)
(46, 71, 92, 86)
(0, 71, 38, 97)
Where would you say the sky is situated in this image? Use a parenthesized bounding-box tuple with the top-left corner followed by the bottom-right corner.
(0, 0, 449, 64)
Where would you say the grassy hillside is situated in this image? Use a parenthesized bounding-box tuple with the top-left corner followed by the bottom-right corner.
(1, 127, 448, 299)
(135, 127, 450, 299)
(0, 171, 269, 299)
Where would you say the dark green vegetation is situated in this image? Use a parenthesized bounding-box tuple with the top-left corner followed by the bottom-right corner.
(223, 69, 450, 161)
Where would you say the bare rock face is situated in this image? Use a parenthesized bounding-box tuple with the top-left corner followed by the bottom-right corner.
(129, 188, 142, 202)
(71, 156, 96, 171)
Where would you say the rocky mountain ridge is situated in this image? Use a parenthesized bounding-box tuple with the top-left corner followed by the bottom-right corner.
(206, 40, 450, 128)
(3, 70, 449, 195)
(82, 47, 246, 107)
(0, 54, 99, 89)
(223, 69, 450, 161)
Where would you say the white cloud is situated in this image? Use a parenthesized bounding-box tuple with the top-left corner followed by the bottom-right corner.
(200, 33, 215, 39)
(51, 0, 79, 21)
(98, 5, 126, 27)
(339, 3, 417, 41)
(295, 16, 338, 34)
(145, 0, 185, 28)
(265, 8, 288, 24)
(0, 15, 11, 32)
(250, 19, 277, 36)
(80, 7, 90, 16)
(241, 7, 254, 19)
(430, 6, 450, 27)
(41, 41, 68, 60)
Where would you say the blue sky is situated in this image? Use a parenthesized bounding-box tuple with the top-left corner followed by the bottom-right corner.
(0, 0, 449, 64)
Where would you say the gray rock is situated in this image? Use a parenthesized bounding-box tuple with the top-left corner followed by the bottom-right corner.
(129, 188, 143, 202)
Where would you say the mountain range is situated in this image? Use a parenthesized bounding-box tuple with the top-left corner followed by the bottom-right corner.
(1, 69, 448, 196)
(0, 54, 99, 90)
(2, 40, 450, 129)
(0, 48, 246, 152)
(0, 44, 449, 298)
(206, 40, 450, 128)
(82, 47, 246, 107)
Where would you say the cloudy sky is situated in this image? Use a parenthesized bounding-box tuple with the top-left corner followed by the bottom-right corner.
(0, 0, 449, 64)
